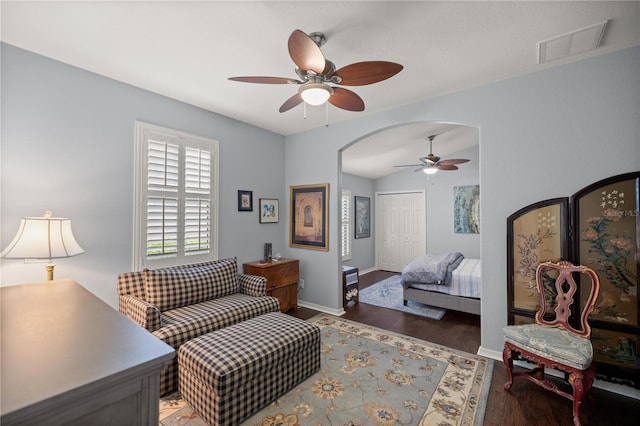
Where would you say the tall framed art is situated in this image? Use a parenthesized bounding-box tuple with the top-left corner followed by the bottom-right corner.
(354, 196, 370, 239)
(454, 185, 480, 234)
(290, 183, 329, 251)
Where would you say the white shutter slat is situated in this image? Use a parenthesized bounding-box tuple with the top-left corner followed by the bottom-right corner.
(148, 140, 179, 190)
(185, 147, 211, 193)
(185, 198, 210, 253)
(146, 196, 178, 257)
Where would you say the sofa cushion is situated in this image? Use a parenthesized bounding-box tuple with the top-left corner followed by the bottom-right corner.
(153, 293, 281, 349)
(144, 258, 239, 312)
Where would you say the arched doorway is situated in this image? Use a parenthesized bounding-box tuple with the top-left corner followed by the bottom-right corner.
(338, 120, 480, 303)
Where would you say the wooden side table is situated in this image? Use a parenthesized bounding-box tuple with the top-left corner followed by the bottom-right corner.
(243, 258, 299, 312)
(342, 266, 359, 308)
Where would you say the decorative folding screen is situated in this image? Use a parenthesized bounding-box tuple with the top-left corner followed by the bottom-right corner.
(507, 172, 640, 388)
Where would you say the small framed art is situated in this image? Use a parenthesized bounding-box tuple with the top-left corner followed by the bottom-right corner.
(238, 190, 253, 211)
(259, 198, 279, 223)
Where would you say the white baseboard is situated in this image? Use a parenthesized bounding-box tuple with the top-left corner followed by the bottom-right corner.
(477, 346, 502, 360)
(358, 266, 376, 275)
(297, 300, 345, 317)
(477, 346, 640, 400)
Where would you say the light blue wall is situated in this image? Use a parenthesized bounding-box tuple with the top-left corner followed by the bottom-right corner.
(0, 43, 288, 307)
(286, 47, 640, 354)
(341, 173, 375, 271)
(2, 42, 638, 357)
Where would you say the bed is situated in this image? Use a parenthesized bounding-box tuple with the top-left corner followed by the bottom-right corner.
(401, 252, 481, 315)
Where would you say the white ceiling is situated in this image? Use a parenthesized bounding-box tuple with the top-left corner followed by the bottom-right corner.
(342, 122, 479, 179)
(2, 1, 639, 178)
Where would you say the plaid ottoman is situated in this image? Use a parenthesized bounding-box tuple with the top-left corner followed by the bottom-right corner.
(177, 312, 320, 426)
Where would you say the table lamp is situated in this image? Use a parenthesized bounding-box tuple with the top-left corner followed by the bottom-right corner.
(1, 211, 84, 280)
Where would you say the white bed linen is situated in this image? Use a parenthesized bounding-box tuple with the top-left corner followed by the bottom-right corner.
(406, 258, 481, 298)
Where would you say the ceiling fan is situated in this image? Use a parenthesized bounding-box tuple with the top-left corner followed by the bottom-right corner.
(394, 135, 470, 175)
(228, 29, 403, 113)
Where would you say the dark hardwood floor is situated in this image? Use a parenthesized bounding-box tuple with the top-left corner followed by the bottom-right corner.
(290, 270, 639, 426)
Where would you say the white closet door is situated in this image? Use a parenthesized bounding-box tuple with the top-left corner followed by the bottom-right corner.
(376, 191, 426, 272)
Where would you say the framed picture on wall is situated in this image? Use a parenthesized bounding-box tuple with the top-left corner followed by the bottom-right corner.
(290, 183, 329, 251)
(237, 190, 253, 211)
(354, 196, 370, 239)
(259, 198, 279, 223)
(454, 185, 480, 233)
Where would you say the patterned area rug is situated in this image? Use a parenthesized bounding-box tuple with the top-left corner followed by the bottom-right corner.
(359, 275, 447, 320)
(159, 314, 493, 425)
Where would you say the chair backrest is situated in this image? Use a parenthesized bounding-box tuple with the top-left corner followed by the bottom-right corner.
(534, 260, 600, 338)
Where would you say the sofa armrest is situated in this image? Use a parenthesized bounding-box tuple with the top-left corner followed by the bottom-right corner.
(238, 273, 268, 297)
(119, 294, 162, 332)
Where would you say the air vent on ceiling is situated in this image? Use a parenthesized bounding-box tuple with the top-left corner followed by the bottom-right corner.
(538, 20, 607, 64)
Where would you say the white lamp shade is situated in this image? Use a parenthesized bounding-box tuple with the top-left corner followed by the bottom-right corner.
(299, 83, 334, 106)
(423, 167, 439, 175)
(1, 216, 84, 259)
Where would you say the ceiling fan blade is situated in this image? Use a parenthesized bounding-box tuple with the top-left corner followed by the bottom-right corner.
(279, 93, 303, 113)
(329, 87, 365, 111)
(228, 76, 301, 84)
(437, 164, 459, 170)
(439, 159, 470, 166)
(288, 29, 326, 74)
(393, 164, 424, 168)
(334, 61, 403, 86)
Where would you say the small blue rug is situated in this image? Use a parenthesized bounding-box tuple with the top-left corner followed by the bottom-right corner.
(358, 275, 446, 320)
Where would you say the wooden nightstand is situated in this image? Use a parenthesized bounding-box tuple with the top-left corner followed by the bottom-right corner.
(243, 258, 299, 312)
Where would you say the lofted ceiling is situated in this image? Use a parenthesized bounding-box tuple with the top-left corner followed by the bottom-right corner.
(2, 1, 638, 178)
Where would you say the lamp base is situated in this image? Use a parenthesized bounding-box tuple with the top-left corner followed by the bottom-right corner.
(46, 263, 56, 281)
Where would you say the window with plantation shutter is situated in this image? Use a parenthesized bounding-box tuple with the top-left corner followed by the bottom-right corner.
(134, 122, 218, 269)
(341, 189, 352, 261)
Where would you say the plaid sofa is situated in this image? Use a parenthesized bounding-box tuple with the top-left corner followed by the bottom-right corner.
(117, 257, 280, 396)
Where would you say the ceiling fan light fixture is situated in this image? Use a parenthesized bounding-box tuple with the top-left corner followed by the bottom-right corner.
(423, 167, 438, 175)
(299, 83, 333, 105)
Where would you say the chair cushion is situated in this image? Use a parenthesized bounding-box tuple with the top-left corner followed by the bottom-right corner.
(503, 324, 593, 370)
(144, 258, 239, 312)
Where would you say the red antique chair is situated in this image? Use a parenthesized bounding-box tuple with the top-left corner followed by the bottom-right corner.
(502, 260, 600, 426)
